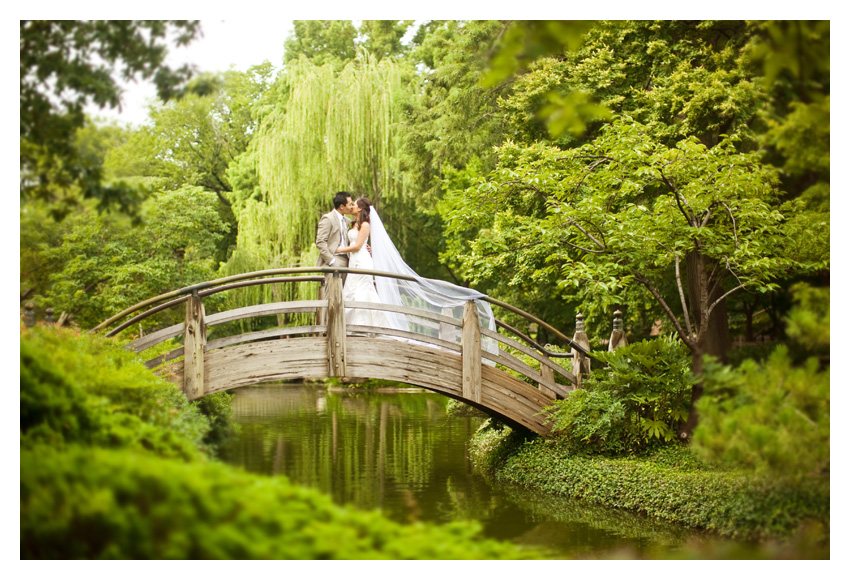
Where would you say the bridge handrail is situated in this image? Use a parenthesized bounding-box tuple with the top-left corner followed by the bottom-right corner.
(92, 266, 593, 358)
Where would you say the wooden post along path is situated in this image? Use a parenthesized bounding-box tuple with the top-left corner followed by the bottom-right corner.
(183, 291, 206, 400)
(326, 274, 346, 377)
(461, 300, 482, 403)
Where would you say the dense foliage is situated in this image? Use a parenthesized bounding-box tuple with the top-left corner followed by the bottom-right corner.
(22, 186, 229, 329)
(692, 284, 830, 482)
(20, 326, 535, 559)
(545, 336, 695, 453)
(21, 326, 236, 457)
(20, 20, 201, 218)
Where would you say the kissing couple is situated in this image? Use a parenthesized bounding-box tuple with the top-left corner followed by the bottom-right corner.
(315, 190, 497, 340)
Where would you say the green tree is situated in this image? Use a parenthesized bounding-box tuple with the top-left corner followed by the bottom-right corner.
(284, 20, 358, 67)
(443, 117, 821, 436)
(20, 20, 201, 217)
(359, 20, 415, 60)
(403, 21, 512, 201)
(30, 186, 229, 329)
(224, 56, 413, 275)
(103, 63, 275, 262)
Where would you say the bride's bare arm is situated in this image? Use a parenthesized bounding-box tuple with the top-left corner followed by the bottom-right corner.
(337, 223, 370, 253)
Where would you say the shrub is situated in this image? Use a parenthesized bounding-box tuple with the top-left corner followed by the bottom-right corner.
(20, 326, 536, 559)
(20, 445, 536, 559)
(694, 346, 829, 482)
(193, 391, 239, 452)
(469, 419, 532, 473)
(543, 335, 695, 453)
(21, 326, 209, 460)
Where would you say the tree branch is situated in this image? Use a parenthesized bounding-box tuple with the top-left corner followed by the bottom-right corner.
(675, 254, 694, 336)
(563, 239, 606, 254)
(568, 219, 606, 250)
(658, 166, 696, 225)
(500, 180, 549, 201)
(700, 207, 713, 228)
(634, 271, 695, 347)
(706, 283, 745, 323)
(719, 201, 739, 248)
(482, 240, 546, 257)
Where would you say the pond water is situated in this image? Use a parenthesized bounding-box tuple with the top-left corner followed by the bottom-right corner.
(218, 382, 713, 558)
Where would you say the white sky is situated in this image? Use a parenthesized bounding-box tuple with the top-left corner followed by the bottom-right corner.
(89, 19, 295, 126)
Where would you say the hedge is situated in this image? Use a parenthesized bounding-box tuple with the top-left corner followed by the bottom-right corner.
(20, 326, 536, 559)
(471, 426, 829, 541)
(21, 445, 535, 559)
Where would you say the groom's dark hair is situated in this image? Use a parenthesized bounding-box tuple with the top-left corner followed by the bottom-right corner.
(333, 191, 352, 210)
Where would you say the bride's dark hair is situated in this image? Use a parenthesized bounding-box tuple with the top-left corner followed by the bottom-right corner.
(354, 197, 372, 229)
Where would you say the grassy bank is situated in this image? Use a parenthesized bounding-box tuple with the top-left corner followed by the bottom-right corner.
(20, 326, 535, 559)
(470, 422, 829, 543)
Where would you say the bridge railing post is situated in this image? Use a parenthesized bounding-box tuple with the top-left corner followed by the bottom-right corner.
(461, 300, 482, 404)
(571, 313, 591, 389)
(608, 309, 628, 351)
(538, 364, 557, 398)
(326, 274, 346, 377)
(183, 290, 206, 400)
(316, 279, 327, 328)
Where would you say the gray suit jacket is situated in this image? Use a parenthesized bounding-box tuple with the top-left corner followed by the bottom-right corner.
(315, 210, 350, 268)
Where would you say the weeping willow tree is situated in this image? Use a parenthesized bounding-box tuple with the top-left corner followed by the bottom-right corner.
(221, 53, 417, 328)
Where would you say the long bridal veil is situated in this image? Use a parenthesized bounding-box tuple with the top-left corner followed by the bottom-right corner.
(369, 209, 497, 354)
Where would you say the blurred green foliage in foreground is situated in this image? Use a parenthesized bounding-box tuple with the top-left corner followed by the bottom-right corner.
(20, 326, 534, 559)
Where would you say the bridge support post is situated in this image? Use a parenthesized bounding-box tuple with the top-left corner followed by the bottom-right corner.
(326, 274, 346, 377)
(571, 313, 591, 389)
(462, 301, 482, 403)
(183, 291, 206, 400)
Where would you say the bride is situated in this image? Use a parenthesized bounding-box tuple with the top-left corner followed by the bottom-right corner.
(334, 197, 496, 350)
(334, 197, 389, 328)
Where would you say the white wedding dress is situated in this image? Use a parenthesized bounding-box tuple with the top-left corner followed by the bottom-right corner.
(343, 226, 389, 329)
(343, 208, 497, 358)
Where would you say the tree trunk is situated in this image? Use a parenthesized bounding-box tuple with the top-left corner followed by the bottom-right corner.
(687, 252, 731, 363)
(681, 343, 705, 441)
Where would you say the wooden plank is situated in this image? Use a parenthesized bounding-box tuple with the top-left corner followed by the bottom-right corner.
(346, 337, 464, 397)
(481, 326, 577, 386)
(127, 299, 327, 353)
(129, 321, 184, 353)
(203, 338, 329, 393)
(345, 301, 461, 327)
(326, 276, 346, 377)
(205, 325, 325, 351)
(144, 347, 184, 369)
(481, 364, 553, 410)
(346, 325, 462, 353)
(461, 301, 482, 403)
(183, 293, 205, 400)
(206, 300, 327, 326)
(482, 350, 572, 399)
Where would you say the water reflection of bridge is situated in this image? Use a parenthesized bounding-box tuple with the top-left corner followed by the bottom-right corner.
(94, 268, 604, 436)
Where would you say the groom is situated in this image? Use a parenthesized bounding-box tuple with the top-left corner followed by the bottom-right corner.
(316, 191, 355, 272)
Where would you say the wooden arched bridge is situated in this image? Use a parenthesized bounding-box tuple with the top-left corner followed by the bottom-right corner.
(93, 268, 621, 436)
